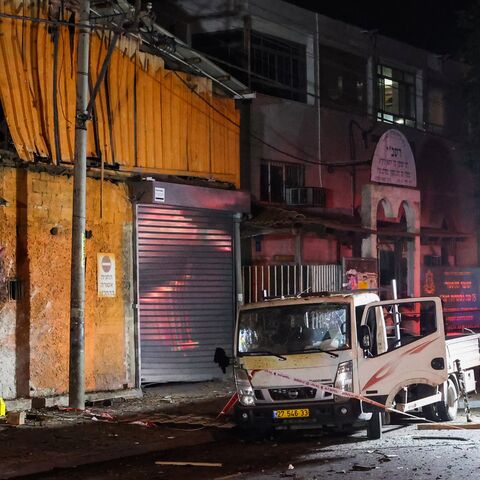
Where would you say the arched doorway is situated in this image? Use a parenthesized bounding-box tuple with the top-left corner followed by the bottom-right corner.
(361, 184, 420, 297)
(377, 203, 410, 297)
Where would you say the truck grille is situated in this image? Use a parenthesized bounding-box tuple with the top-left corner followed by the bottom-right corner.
(269, 387, 316, 400)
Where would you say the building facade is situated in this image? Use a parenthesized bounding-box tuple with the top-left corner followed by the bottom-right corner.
(157, 0, 478, 315)
(0, 0, 249, 401)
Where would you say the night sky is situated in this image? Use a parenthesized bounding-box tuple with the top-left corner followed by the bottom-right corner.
(288, 0, 476, 55)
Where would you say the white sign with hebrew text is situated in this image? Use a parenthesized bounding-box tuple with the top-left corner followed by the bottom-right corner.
(371, 129, 417, 187)
(97, 253, 116, 298)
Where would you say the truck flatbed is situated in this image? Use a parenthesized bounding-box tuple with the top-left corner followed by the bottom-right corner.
(445, 333, 480, 372)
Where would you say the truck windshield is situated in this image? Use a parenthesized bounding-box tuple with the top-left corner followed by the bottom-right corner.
(238, 303, 350, 355)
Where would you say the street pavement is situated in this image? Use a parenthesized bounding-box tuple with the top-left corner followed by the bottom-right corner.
(0, 381, 479, 479)
(0, 380, 234, 479)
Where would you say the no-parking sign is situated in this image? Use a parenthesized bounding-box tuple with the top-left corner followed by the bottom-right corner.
(97, 253, 116, 297)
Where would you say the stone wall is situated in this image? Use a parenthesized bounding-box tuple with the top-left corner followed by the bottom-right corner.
(0, 166, 134, 400)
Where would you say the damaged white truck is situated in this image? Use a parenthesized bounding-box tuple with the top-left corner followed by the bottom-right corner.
(215, 292, 480, 439)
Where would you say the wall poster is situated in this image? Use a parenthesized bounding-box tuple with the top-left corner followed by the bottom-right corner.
(342, 257, 378, 290)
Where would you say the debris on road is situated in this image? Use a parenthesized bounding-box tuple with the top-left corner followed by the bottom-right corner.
(155, 461, 222, 467)
(413, 435, 469, 441)
(126, 413, 236, 429)
(6, 411, 26, 426)
(280, 464, 296, 477)
(371, 451, 398, 463)
(351, 464, 376, 471)
(128, 420, 157, 428)
(417, 422, 480, 430)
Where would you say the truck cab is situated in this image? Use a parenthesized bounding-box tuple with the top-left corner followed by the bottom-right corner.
(231, 292, 453, 438)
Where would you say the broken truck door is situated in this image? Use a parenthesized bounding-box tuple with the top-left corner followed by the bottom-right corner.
(356, 297, 448, 407)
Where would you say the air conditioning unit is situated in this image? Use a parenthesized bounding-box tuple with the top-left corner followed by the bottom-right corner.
(285, 187, 326, 207)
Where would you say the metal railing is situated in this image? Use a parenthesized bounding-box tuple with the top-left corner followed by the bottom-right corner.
(242, 264, 343, 303)
(285, 187, 326, 206)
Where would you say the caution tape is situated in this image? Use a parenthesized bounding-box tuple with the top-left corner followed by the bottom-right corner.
(265, 369, 469, 428)
(266, 369, 386, 409)
(219, 369, 469, 430)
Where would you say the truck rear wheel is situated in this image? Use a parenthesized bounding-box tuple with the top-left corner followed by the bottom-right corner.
(367, 411, 382, 440)
(423, 378, 458, 422)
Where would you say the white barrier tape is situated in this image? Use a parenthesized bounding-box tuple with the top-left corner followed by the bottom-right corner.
(265, 369, 467, 430)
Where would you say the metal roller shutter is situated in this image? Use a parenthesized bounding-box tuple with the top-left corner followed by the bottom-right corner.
(136, 204, 234, 383)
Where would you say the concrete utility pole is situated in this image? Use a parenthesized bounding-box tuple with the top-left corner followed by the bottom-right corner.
(69, 0, 91, 409)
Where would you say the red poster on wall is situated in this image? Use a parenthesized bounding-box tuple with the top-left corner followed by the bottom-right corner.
(421, 267, 480, 333)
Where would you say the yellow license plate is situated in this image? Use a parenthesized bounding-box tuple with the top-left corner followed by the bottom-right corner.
(273, 408, 310, 419)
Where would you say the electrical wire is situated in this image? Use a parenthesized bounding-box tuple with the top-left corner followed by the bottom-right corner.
(200, 49, 445, 109)
(90, 8, 374, 168)
(0, 9, 122, 31)
(0, 4, 436, 164)
(171, 70, 370, 168)
(3, 4, 444, 110)
(156, 6, 449, 110)
(183, 40, 447, 109)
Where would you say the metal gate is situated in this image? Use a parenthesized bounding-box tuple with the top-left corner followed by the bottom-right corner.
(242, 264, 343, 303)
(136, 204, 235, 383)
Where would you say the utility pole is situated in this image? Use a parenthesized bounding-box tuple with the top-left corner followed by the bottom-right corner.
(69, 0, 91, 409)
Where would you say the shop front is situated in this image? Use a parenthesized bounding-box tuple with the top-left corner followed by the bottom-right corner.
(131, 180, 249, 383)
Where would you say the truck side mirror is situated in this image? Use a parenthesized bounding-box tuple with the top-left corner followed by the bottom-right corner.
(213, 347, 230, 373)
(359, 325, 371, 351)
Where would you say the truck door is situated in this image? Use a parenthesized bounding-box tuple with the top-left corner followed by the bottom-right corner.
(356, 297, 448, 405)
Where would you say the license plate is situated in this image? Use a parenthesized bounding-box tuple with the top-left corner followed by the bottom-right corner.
(273, 408, 310, 419)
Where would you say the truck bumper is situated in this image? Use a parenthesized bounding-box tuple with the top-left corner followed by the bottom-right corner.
(235, 399, 365, 431)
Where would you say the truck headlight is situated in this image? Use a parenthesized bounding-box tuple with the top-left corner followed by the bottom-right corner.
(234, 368, 255, 406)
(334, 360, 353, 398)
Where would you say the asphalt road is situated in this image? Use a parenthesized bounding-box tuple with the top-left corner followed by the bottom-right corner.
(18, 415, 480, 480)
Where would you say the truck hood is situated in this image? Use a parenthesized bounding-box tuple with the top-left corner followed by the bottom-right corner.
(238, 352, 350, 387)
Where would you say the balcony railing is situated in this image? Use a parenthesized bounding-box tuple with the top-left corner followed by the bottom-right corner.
(285, 187, 326, 207)
(242, 264, 342, 303)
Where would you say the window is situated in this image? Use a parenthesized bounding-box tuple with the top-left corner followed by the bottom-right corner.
(320, 46, 366, 112)
(427, 86, 445, 133)
(260, 162, 304, 203)
(250, 32, 307, 102)
(362, 300, 437, 356)
(238, 303, 350, 355)
(377, 65, 416, 127)
(192, 30, 248, 84)
(192, 30, 307, 102)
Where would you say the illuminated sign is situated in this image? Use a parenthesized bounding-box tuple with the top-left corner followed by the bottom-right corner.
(421, 267, 480, 333)
(371, 129, 417, 187)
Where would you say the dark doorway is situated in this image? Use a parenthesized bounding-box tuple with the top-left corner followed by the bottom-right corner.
(379, 239, 409, 298)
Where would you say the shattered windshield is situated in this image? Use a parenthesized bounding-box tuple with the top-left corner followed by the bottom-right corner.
(238, 303, 350, 355)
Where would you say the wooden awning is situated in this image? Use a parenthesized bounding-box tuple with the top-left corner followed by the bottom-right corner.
(243, 206, 472, 241)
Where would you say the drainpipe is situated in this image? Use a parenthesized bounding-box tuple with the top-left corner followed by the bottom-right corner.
(315, 13, 322, 187)
(234, 213, 244, 307)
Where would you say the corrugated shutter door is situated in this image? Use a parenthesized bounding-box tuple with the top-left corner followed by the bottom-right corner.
(136, 204, 234, 383)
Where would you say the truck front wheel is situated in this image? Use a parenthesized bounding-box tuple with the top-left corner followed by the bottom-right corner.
(423, 378, 459, 422)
